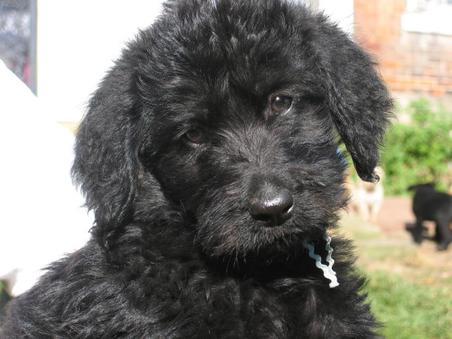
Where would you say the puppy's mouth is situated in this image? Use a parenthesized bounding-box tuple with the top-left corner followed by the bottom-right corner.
(195, 216, 308, 258)
(250, 204, 294, 228)
(251, 219, 306, 243)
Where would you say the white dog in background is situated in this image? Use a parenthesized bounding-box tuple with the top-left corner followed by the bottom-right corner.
(349, 167, 385, 224)
(0, 60, 92, 297)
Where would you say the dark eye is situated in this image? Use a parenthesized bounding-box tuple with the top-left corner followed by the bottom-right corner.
(270, 94, 293, 115)
(184, 129, 203, 145)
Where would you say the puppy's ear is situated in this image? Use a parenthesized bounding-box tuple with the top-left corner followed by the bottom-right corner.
(72, 61, 138, 248)
(315, 20, 392, 182)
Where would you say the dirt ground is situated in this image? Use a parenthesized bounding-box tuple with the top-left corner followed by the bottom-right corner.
(377, 197, 413, 234)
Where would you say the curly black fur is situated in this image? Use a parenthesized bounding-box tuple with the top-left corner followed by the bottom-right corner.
(1, 0, 392, 337)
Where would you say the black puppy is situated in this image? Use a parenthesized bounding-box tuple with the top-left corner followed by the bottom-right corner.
(408, 183, 452, 250)
(1, 0, 392, 337)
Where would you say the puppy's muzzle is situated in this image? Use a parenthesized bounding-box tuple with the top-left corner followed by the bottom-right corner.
(248, 176, 293, 226)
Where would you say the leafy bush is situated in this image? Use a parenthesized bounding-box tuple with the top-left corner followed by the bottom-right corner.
(381, 98, 452, 195)
(0, 281, 9, 309)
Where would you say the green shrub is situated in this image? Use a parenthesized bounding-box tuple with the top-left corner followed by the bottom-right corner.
(381, 98, 452, 195)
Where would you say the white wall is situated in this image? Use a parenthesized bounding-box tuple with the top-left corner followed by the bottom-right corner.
(317, 0, 354, 35)
(402, 0, 452, 35)
(37, 0, 165, 121)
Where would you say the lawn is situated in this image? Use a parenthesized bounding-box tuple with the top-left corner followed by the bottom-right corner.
(367, 271, 450, 339)
(339, 213, 452, 339)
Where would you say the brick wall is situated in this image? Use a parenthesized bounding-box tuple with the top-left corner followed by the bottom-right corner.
(354, 0, 452, 98)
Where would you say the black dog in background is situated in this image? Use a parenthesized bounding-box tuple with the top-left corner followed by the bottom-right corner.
(407, 183, 452, 250)
(1, 0, 392, 337)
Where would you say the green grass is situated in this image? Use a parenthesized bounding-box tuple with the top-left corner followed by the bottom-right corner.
(339, 214, 452, 339)
(366, 271, 452, 339)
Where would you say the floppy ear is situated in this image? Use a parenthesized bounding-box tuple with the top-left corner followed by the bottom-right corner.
(315, 20, 392, 182)
(72, 61, 138, 249)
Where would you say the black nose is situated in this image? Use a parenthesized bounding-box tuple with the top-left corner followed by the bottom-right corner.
(248, 185, 293, 226)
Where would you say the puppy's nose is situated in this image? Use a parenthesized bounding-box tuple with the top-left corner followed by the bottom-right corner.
(248, 186, 293, 226)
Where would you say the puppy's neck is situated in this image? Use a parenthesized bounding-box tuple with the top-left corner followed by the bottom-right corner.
(200, 237, 330, 282)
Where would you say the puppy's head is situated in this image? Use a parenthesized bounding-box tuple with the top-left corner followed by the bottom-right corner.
(73, 0, 391, 258)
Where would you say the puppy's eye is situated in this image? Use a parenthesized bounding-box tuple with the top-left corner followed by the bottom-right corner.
(184, 129, 203, 145)
(270, 94, 293, 115)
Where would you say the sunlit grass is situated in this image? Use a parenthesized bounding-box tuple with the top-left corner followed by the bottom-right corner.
(340, 214, 452, 339)
(367, 271, 452, 339)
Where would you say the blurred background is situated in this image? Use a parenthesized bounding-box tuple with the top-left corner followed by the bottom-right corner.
(0, 0, 451, 338)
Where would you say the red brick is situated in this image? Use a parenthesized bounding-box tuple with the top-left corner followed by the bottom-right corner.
(354, 0, 452, 97)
